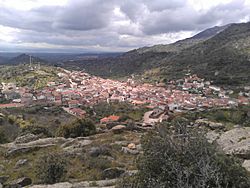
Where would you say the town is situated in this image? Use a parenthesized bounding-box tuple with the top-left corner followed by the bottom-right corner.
(0, 67, 249, 121)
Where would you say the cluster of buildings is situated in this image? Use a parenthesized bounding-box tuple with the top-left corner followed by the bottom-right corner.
(0, 69, 249, 118)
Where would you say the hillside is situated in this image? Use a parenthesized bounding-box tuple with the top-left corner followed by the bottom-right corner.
(155, 22, 250, 86)
(0, 64, 60, 89)
(61, 22, 250, 88)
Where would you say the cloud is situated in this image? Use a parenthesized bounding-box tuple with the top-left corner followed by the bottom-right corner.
(0, 0, 249, 52)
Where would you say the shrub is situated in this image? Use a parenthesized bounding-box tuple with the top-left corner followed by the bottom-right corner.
(35, 153, 67, 184)
(120, 120, 250, 188)
(21, 125, 52, 137)
(56, 119, 96, 138)
(0, 128, 8, 144)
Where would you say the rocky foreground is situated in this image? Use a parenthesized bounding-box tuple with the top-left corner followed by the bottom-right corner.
(1, 117, 250, 187)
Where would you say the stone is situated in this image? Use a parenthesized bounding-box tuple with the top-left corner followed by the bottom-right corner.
(242, 160, 250, 172)
(102, 168, 125, 179)
(217, 127, 250, 159)
(0, 183, 2, 188)
(194, 119, 225, 130)
(15, 159, 28, 168)
(111, 125, 126, 134)
(8, 177, 32, 187)
(28, 179, 118, 188)
(122, 147, 139, 155)
(127, 143, 136, 150)
(206, 131, 220, 143)
(6, 144, 55, 157)
(88, 146, 111, 157)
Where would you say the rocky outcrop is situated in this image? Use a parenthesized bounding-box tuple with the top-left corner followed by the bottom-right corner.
(194, 119, 225, 130)
(217, 127, 250, 159)
(27, 179, 117, 188)
(1, 136, 92, 157)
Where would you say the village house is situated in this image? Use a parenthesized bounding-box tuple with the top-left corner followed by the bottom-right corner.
(100, 115, 120, 124)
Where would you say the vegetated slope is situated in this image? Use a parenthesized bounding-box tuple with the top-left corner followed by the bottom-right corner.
(135, 24, 230, 54)
(60, 25, 229, 78)
(155, 22, 250, 86)
(0, 64, 60, 89)
(64, 22, 249, 87)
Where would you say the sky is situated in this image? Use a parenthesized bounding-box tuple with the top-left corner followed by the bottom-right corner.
(0, 0, 250, 53)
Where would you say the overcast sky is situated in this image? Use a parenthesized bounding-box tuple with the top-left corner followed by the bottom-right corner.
(0, 0, 250, 53)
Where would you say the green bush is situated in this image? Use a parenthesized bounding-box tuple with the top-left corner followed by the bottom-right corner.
(21, 125, 52, 137)
(0, 128, 8, 144)
(35, 153, 67, 184)
(120, 121, 250, 187)
(56, 119, 96, 138)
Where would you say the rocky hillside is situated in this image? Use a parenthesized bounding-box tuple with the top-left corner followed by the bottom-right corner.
(63, 22, 250, 88)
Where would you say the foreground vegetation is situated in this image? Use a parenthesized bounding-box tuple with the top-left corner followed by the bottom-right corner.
(120, 118, 250, 188)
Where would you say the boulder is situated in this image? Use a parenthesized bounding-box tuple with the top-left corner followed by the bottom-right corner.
(121, 147, 139, 155)
(127, 143, 136, 150)
(217, 127, 250, 159)
(242, 160, 250, 172)
(6, 144, 55, 157)
(28, 179, 117, 188)
(7, 177, 32, 187)
(111, 125, 126, 134)
(194, 119, 225, 130)
(102, 168, 125, 179)
(61, 138, 92, 155)
(88, 146, 111, 157)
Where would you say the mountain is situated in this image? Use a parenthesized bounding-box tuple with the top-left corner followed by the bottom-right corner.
(61, 22, 250, 87)
(134, 24, 231, 54)
(2, 53, 47, 65)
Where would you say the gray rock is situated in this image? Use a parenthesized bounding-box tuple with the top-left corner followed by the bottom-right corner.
(0, 183, 2, 188)
(15, 159, 28, 168)
(8, 177, 32, 187)
(217, 127, 250, 159)
(6, 144, 55, 157)
(242, 160, 250, 172)
(121, 147, 139, 155)
(102, 168, 125, 179)
(206, 131, 220, 143)
(28, 179, 117, 188)
(111, 125, 126, 134)
(88, 146, 111, 157)
(194, 119, 225, 130)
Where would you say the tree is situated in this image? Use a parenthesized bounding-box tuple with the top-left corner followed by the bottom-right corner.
(35, 153, 67, 184)
(56, 118, 96, 138)
(120, 118, 250, 188)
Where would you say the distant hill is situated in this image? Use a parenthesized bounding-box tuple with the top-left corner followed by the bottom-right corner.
(0, 56, 7, 64)
(5, 53, 47, 65)
(63, 22, 250, 87)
